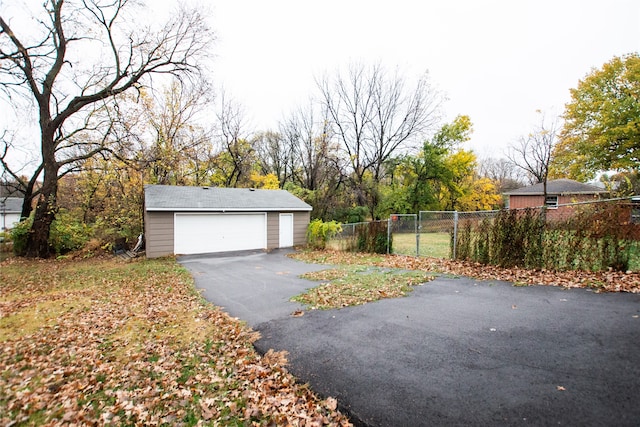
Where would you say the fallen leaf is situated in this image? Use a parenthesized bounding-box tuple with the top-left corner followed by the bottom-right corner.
(326, 397, 338, 411)
(292, 309, 304, 317)
(0, 258, 352, 426)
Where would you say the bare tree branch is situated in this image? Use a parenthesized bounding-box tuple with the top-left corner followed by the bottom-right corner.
(317, 62, 442, 216)
(0, 0, 212, 257)
(506, 112, 561, 201)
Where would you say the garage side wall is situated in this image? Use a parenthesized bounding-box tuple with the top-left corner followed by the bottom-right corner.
(145, 211, 174, 258)
(267, 212, 279, 249)
(293, 211, 310, 246)
(266, 211, 309, 249)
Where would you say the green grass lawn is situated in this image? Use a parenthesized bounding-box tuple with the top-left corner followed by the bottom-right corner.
(293, 266, 434, 309)
(392, 232, 451, 258)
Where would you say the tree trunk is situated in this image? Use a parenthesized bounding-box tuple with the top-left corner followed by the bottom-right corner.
(20, 193, 34, 220)
(19, 169, 42, 220)
(25, 170, 57, 258)
(25, 129, 58, 258)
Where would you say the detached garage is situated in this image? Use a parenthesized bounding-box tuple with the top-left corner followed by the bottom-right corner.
(144, 185, 312, 258)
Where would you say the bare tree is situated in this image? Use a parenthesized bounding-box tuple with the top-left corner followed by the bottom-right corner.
(0, 130, 44, 219)
(280, 101, 342, 191)
(506, 112, 560, 198)
(317, 63, 442, 218)
(140, 80, 213, 186)
(279, 101, 345, 219)
(252, 131, 287, 186)
(213, 91, 254, 187)
(0, 0, 210, 257)
(478, 157, 525, 193)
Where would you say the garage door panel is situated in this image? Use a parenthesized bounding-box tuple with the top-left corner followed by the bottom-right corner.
(174, 213, 266, 255)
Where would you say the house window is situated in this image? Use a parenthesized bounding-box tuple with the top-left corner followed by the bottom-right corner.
(545, 195, 558, 208)
(632, 197, 640, 224)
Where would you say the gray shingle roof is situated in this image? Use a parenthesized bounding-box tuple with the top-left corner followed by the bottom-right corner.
(0, 197, 23, 213)
(144, 185, 312, 212)
(505, 179, 609, 196)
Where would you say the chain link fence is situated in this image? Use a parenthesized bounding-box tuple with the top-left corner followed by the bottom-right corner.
(328, 222, 368, 251)
(328, 197, 640, 271)
(388, 214, 417, 256)
(334, 211, 501, 258)
(331, 220, 390, 253)
(417, 211, 454, 259)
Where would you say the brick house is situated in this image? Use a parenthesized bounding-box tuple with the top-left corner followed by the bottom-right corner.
(504, 179, 608, 219)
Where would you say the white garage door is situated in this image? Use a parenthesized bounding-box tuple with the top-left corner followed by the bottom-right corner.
(174, 213, 266, 255)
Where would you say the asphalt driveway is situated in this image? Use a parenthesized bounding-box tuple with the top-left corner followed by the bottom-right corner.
(179, 249, 640, 426)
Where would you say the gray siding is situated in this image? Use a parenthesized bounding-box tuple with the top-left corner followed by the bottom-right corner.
(145, 211, 174, 258)
(145, 209, 310, 257)
(266, 212, 279, 249)
(293, 211, 310, 246)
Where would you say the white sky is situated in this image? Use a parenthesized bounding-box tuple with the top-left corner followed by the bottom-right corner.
(200, 0, 640, 158)
(1, 0, 639, 172)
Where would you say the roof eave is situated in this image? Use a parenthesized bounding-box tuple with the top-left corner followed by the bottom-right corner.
(506, 191, 608, 196)
(146, 207, 312, 212)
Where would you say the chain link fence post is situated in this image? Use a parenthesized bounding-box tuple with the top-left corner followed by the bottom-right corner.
(387, 217, 391, 255)
(453, 211, 459, 259)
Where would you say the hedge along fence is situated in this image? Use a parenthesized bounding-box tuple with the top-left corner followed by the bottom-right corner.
(326, 220, 391, 254)
(455, 201, 640, 272)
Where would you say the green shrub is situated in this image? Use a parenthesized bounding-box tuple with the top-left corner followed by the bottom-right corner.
(10, 217, 33, 256)
(91, 216, 142, 252)
(50, 210, 91, 255)
(455, 221, 472, 260)
(333, 206, 368, 224)
(307, 219, 342, 250)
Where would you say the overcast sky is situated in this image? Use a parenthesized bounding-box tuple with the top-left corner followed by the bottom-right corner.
(202, 0, 640, 158)
(1, 0, 639, 172)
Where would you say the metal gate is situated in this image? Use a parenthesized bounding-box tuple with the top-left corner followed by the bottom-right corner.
(388, 214, 417, 256)
(418, 211, 456, 259)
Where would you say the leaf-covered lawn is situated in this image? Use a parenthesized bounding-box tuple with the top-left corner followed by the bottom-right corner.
(293, 266, 434, 309)
(291, 250, 640, 293)
(0, 257, 351, 426)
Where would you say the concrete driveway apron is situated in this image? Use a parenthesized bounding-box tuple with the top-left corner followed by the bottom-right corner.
(180, 250, 640, 426)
